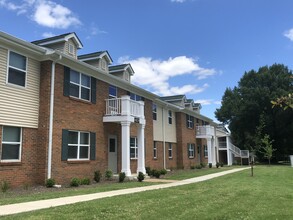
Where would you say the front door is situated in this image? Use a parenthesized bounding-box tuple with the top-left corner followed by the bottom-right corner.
(108, 135, 117, 173)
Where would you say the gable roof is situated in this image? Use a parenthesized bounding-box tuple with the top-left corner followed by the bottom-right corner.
(31, 32, 83, 49)
(78, 51, 113, 64)
(160, 95, 186, 102)
(109, 64, 134, 75)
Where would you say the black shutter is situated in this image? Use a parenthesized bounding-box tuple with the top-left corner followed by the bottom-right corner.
(191, 116, 194, 129)
(63, 66, 70, 97)
(141, 96, 145, 101)
(186, 114, 189, 128)
(61, 129, 69, 161)
(187, 143, 190, 158)
(91, 77, 96, 104)
(90, 132, 96, 160)
(127, 91, 131, 96)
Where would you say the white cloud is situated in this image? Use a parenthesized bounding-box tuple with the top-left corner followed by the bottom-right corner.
(118, 56, 216, 96)
(42, 32, 55, 38)
(284, 28, 293, 41)
(194, 99, 222, 105)
(0, 0, 81, 29)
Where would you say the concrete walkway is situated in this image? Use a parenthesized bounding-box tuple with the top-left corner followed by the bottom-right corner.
(0, 167, 249, 216)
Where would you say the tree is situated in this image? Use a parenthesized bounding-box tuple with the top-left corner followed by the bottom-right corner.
(259, 134, 276, 165)
(215, 64, 293, 161)
(271, 93, 293, 110)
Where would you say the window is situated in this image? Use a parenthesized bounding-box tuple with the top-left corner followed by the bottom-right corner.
(130, 137, 138, 159)
(68, 131, 90, 160)
(7, 51, 27, 87)
(153, 104, 157, 120)
(204, 145, 208, 157)
(69, 69, 91, 101)
(68, 43, 74, 55)
(101, 59, 107, 70)
(168, 143, 172, 158)
(186, 114, 194, 129)
(124, 73, 129, 81)
(188, 143, 195, 158)
(109, 85, 117, 99)
(153, 141, 157, 159)
(168, 110, 172, 124)
(1, 126, 22, 161)
(130, 93, 142, 101)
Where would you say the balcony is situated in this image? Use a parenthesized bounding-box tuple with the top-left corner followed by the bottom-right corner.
(103, 95, 145, 124)
(218, 141, 227, 149)
(196, 125, 215, 138)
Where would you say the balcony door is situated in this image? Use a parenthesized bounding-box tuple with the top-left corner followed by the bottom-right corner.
(108, 135, 117, 173)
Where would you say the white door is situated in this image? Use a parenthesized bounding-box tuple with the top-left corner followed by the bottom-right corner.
(108, 135, 117, 173)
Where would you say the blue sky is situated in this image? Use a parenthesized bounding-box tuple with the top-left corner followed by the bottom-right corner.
(1, 0, 293, 121)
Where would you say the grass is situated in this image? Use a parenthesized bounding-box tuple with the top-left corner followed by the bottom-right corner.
(1, 166, 292, 219)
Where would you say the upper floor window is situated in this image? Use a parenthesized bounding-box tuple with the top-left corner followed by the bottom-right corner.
(188, 143, 195, 158)
(109, 85, 117, 99)
(1, 126, 22, 162)
(153, 141, 157, 159)
(68, 43, 75, 55)
(68, 131, 90, 160)
(186, 114, 194, 129)
(153, 104, 157, 120)
(130, 137, 138, 159)
(7, 51, 27, 87)
(70, 69, 91, 101)
(101, 59, 107, 70)
(130, 93, 142, 101)
(168, 110, 172, 124)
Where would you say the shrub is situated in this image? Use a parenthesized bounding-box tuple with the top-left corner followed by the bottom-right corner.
(200, 162, 207, 168)
(105, 170, 113, 180)
(137, 172, 145, 182)
(145, 167, 151, 176)
(195, 164, 202, 169)
(119, 172, 126, 183)
(190, 165, 196, 169)
(153, 169, 161, 178)
(81, 178, 91, 185)
(46, 178, 55, 188)
(220, 162, 224, 167)
(209, 163, 212, 168)
(1, 181, 9, 193)
(216, 162, 220, 168)
(70, 178, 80, 187)
(160, 169, 167, 175)
(94, 170, 102, 183)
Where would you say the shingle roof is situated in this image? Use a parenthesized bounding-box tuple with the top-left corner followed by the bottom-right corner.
(160, 95, 186, 102)
(109, 64, 134, 75)
(78, 51, 113, 63)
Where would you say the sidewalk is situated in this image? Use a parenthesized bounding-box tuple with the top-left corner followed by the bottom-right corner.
(0, 167, 249, 216)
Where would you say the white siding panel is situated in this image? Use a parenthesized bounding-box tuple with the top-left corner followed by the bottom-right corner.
(0, 48, 40, 128)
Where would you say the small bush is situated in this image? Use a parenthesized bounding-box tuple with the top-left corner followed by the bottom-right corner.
(153, 169, 161, 178)
(216, 162, 220, 168)
(46, 178, 55, 188)
(81, 178, 91, 185)
(1, 181, 9, 193)
(94, 170, 102, 183)
(105, 170, 113, 180)
(220, 162, 224, 167)
(190, 165, 196, 169)
(137, 172, 145, 182)
(195, 164, 202, 169)
(146, 167, 151, 176)
(209, 163, 212, 168)
(200, 162, 207, 168)
(119, 172, 126, 183)
(70, 178, 80, 187)
(160, 169, 167, 175)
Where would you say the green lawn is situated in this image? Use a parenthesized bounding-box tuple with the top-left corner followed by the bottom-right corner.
(2, 166, 292, 219)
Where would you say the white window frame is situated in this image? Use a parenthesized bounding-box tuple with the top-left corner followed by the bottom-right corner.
(153, 141, 157, 159)
(204, 145, 208, 158)
(168, 110, 172, 124)
(187, 115, 194, 129)
(6, 50, 27, 88)
(68, 43, 75, 55)
(1, 126, 22, 162)
(70, 70, 91, 101)
(130, 137, 138, 159)
(188, 143, 195, 158)
(153, 104, 157, 120)
(168, 143, 172, 159)
(68, 131, 90, 161)
(101, 59, 107, 70)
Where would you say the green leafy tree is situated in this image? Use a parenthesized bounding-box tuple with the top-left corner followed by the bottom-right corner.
(259, 134, 276, 165)
(215, 64, 293, 160)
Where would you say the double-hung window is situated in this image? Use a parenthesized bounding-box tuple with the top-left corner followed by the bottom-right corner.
(7, 51, 27, 87)
(70, 69, 91, 101)
(188, 143, 195, 158)
(204, 145, 208, 157)
(168, 143, 172, 158)
(153, 141, 157, 159)
(1, 126, 22, 162)
(130, 137, 138, 159)
(68, 131, 90, 160)
(168, 110, 172, 124)
(109, 85, 117, 99)
(152, 104, 157, 120)
(130, 92, 142, 101)
(186, 114, 194, 129)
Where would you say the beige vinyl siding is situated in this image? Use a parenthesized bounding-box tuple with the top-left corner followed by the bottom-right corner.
(0, 48, 40, 128)
(153, 105, 177, 143)
(64, 39, 77, 58)
(48, 42, 65, 53)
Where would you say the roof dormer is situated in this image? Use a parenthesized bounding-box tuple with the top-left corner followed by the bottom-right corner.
(78, 51, 113, 73)
(109, 64, 135, 82)
(31, 32, 83, 58)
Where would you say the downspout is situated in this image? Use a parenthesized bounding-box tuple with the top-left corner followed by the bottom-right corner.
(162, 107, 166, 169)
(47, 55, 62, 179)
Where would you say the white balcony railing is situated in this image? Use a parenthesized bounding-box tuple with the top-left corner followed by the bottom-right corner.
(218, 141, 227, 148)
(105, 96, 143, 118)
(196, 125, 215, 137)
(230, 144, 241, 156)
(241, 150, 249, 158)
